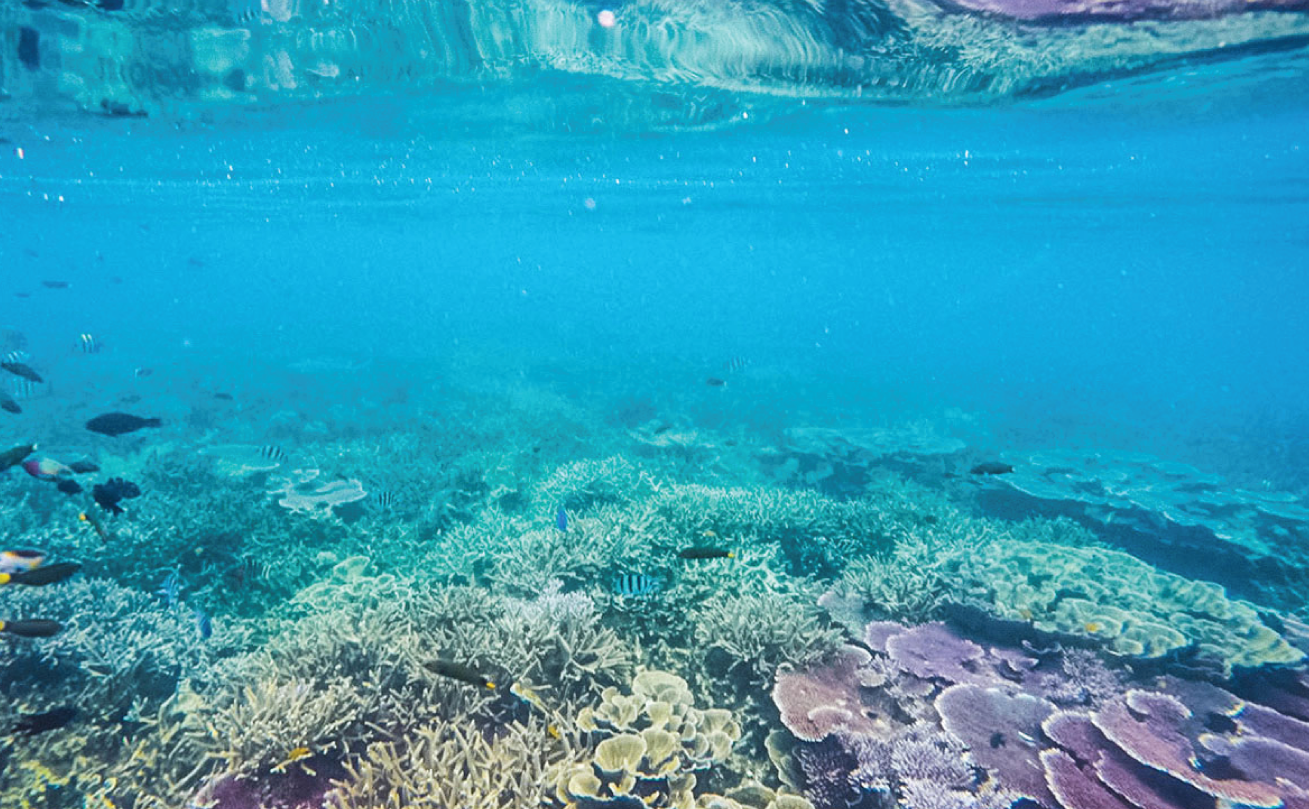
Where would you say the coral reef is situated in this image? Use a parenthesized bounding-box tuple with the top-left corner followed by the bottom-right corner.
(769, 619, 1309, 809)
(337, 718, 569, 809)
(0, 576, 217, 808)
(549, 669, 743, 809)
(949, 538, 1303, 674)
(983, 448, 1309, 608)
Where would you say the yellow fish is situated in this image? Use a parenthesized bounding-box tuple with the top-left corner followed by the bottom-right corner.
(271, 746, 313, 774)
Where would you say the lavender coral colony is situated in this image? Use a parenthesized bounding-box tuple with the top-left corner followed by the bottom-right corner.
(1, 358, 1308, 809)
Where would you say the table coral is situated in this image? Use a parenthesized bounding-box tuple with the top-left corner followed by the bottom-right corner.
(951, 539, 1303, 674)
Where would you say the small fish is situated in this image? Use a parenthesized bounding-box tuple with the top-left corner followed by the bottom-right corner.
(213, 392, 233, 401)
(1084, 622, 1103, 633)
(705, 377, 727, 387)
(425, 659, 496, 689)
(970, 462, 1014, 476)
(85, 412, 163, 436)
(93, 477, 141, 514)
(0, 391, 19, 414)
(9, 377, 39, 400)
(79, 511, 111, 542)
(157, 571, 181, 606)
(223, 555, 261, 589)
(0, 549, 46, 574)
(510, 681, 548, 713)
(68, 460, 100, 474)
(0, 562, 80, 587)
(133, 367, 153, 378)
(372, 490, 397, 510)
(40, 280, 70, 289)
(22, 457, 72, 480)
(1, 360, 43, 384)
(2, 351, 30, 364)
(555, 506, 568, 532)
(258, 445, 287, 464)
(77, 333, 100, 354)
(0, 618, 62, 637)
(56, 479, 83, 495)
(271, 746, 313, 773)
(15, 706, 77, 735)
(194, 608, 212, 640)
(613, 573, 661, 597)
(677, 547, 734, 560)
(0, 443, 36, 472)
(723, 356, 750, 373)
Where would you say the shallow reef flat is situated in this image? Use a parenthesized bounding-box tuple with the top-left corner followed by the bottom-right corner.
(1, 377, 1307, 809)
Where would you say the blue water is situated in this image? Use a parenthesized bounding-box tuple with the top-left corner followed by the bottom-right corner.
(5, 61, 1308, 482)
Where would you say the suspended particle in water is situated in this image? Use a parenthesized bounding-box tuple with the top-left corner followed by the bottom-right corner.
(597, 9, 616, 27)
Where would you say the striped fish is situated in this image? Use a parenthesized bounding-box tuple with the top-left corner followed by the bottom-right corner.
(613, 573, 661, 597)
(9, 377, 40, 400)
(228, 0, 262, 25)
(77, 333, 100, 354)
(258, 445, 288, 464)
(373, 490, 397, 510)
(723, 356, 750, 373)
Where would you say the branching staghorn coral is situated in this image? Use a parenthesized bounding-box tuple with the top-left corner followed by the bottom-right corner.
(337, 717, 575, 809)
(186, 573, 634, 782)
(528, 454, 658, 513)
(692, 591, 843, 687)
(0, 576, 220, 809)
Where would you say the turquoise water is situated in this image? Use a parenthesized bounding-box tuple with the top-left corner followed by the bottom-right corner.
(2, 4, 1308, 809)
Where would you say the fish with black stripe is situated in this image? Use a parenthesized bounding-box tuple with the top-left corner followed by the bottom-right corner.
(613, 572, 661, 597)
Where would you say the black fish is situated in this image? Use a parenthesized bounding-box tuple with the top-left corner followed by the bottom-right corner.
(970, 462, 1014, 476)
(0, 618, 62, 637)
(0, 392, 18, 414)
(15, 707, 77, 735)
(213, 392, 234, 401)
(705, 377, 727, 387)
(677, 547, 734, 560)
(1, 562, 81, 587)
(56, 479, 82, 495)
(40, 280, 70, 289)
(93, 477, 140, 514)
(85, 412, 162, 436)
(0, 443, 36, 472)
(68, 460, 100, 474)
(1, 361, 43, 383)
(425, 659, 496, 689)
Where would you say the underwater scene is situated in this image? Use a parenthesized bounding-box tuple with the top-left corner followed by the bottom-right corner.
(2, 1, 1309, 808)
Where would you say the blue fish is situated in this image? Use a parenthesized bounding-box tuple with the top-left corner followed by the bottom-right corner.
(613, 573, 660, 597)
(555, 507, 568, 532)
(156, 571, 181, 607)
(193, 608, 212, 640)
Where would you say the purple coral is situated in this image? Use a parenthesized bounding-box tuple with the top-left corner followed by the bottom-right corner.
(773, 619, 1309, 809)
(935, 684, 1055, 806)
(885, 623, 990, 685)
(773, 645, 877, 742)
(792, 737, 861, 809)
(1092, 693, 1281, 808)
(191, 757, 347, 809)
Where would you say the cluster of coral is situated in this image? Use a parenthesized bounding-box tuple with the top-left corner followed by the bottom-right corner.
(771, 621, 1309, 809)
(2, 379, 1306, 809)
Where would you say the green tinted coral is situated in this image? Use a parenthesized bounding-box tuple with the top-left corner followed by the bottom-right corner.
(954, 540, 1303, 673)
